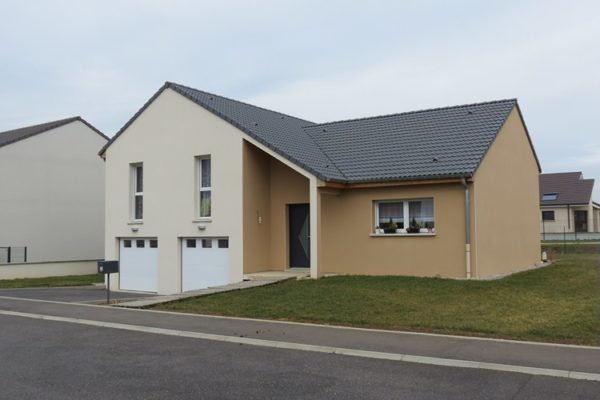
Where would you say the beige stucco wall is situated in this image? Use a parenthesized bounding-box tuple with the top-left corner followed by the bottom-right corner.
(472, 108, 540, 277)
(269, 157, 310, 270)
(104, 88, 244, 294)
(242, 141, 310, 273)
(319, 183, 467, 277)
(0, 260, 98, 280)
(242, 141, 272, 273)
(0, 121, 106, 263)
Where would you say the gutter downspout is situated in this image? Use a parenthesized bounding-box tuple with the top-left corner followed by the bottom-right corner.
(461, 178, 471, 279)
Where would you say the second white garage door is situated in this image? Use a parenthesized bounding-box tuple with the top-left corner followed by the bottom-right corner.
(120, 238, 158, 292)
(182, 238, 229, 292)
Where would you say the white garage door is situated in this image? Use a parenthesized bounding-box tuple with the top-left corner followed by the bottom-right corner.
(120, 238, 158, 292)
(182, 238, 229, 292)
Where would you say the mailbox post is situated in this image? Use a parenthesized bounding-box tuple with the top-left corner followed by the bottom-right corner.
(97, 261, 119, 304)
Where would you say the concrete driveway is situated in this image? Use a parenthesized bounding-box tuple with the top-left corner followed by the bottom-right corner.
(0, 286, 154, 303)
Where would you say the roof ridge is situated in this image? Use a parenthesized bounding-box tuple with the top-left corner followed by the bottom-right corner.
(301, 127, 348, 180)
(0, 116, 107, 148)
(0, 116, 79, 135)
(306, 98, 518, 128)
(166, 82, 315, 125)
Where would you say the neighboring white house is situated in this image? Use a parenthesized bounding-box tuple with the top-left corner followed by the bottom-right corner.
(0, 117, 108, 279)
(539, 172, 600, 238)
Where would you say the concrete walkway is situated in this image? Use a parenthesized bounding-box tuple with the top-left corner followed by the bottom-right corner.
(113, 270, 307, 308)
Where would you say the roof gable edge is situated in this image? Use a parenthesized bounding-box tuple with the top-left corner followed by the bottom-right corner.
(471, 102, 541, 178)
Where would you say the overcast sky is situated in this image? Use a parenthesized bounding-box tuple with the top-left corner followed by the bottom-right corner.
(1, 1, 599, 198)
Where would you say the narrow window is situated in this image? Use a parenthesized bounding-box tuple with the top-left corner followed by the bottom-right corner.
(202, 239, 212, 248)
(542, 193, 558, 201)
(136, 240, 145, 248)
(132, 164, 144, 220)
(149, 239, 158, 248)
(186, 239, 196, 248)
(218, 239, 229, 249)
(124, 240, 132, 248)
(197, 156, 211, 218)
(542, 211, 555, 221)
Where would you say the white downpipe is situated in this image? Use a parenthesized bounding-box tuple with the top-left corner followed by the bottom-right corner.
(309, 178, 318, 279)
(461, 178, 472, 279)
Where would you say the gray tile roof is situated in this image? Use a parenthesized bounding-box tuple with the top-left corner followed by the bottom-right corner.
(169, 83, 347, 181)
(0, 116, 107, 149)
(539, 172, 595, 206)
(101, 82, 537, 183)
(305, 100, 520, 182)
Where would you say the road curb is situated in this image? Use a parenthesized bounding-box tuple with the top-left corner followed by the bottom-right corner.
(1, 308, 599, 382)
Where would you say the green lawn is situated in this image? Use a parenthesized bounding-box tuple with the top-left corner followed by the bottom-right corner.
(155, 247, 600, 345)
(0, 274, 104, 289)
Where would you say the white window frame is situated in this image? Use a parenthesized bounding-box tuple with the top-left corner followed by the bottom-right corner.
(196, 156, 212, 219)
(131, 163, 143, 221)
(373, 198, 435, 235)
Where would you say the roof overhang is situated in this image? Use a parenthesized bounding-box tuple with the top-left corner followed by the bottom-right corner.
(540, 203, 590, 208)
(322, 176, 470, 190)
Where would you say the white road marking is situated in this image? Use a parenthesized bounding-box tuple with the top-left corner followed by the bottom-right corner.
(1, 308, 599, 382)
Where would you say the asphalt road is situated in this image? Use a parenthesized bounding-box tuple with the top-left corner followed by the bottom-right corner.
(0, 289, 599, 399)
(0, 286, 153, 303)
(1, 314, 599, 400)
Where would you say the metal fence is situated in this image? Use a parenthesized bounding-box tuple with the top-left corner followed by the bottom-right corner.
(541, 232, 600, 241)
(0, 247, 28, 264)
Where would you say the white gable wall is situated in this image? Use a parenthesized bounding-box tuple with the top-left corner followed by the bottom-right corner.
(104, 88, 245, 294)
(0, 120, 106, 263)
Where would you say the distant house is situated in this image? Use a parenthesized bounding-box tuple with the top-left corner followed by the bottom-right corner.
(0, 117, 108, 279)
(539, 172, 600, 234)
(99, 82, 541, 295)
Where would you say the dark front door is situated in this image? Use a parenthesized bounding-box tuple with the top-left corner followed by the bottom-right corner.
(574, 210, 588, 232)
(289, 204, 310, 268)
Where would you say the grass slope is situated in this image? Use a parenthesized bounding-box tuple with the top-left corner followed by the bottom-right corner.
(0, 274, 103, 289)
(156, 250, 600, 345)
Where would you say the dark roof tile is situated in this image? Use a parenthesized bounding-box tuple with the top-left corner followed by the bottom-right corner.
(100, 82, 530, 183)
(0, 117, 107, 149)
(539, 172, 594, 205)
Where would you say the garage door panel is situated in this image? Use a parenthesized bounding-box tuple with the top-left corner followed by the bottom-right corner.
(119, 238, 158, 292)
(182, 238, 229, 292)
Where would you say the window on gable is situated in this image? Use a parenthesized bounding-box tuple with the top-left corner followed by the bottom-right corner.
(196, 156, 212, 218)
(132, 163, 143, 220)
(542, 193, 558, 201)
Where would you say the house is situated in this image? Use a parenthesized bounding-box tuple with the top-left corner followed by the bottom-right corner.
(539, 172, 600, 235)
(100, 82, 541, 295)
(0, 117, 108, 279)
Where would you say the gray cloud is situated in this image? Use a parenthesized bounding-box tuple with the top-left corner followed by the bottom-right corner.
(1, 0, 598, 198)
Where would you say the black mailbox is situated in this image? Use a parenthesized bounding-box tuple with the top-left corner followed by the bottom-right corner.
(98, 260, 119, 274)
